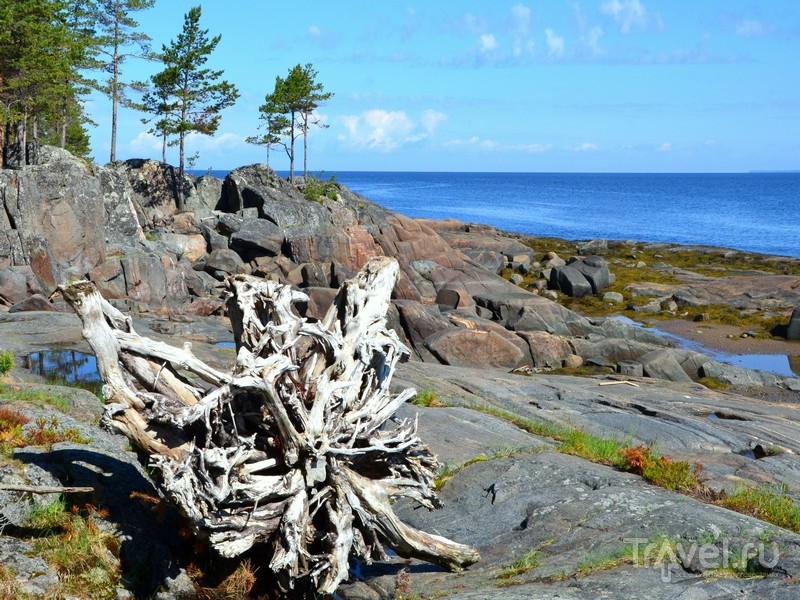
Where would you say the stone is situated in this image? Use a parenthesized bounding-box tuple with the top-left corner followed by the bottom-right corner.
(425, 329, 526, 369)
(786, 307, 800, 341)
(699, 361, 781, 387)
(638, 349, 693, 382)
(510, 273, 524, 286)
(563, 354, 584, 368)
(9, 294, 56, 313)
(570, 256, 611, 293)
(603, 291, 624, 303)
(204, 248, 246, 277)
(229, 218, 285, 259)
(550, 265, 593, 297)
(516, 330, 573, 368)
(435, 288, 476, 311)
(576, 239, 608, 254)
(618, 360, 644, 377)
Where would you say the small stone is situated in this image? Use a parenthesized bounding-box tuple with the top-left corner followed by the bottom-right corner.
(603, 292, 624, 304)
(635, 261, 647, 268)
(510, 274, 524, 286)
(563, 354, 584, 369)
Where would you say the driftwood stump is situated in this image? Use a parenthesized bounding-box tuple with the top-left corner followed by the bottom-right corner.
(61, 256, 479, 593)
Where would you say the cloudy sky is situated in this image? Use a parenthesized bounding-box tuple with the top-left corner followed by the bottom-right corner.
(85, 0, 800, 173)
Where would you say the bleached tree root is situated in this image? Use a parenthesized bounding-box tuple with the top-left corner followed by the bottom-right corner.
(61, 256, 479, 593)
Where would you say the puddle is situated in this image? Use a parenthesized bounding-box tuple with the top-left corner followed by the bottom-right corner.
(613, 316, 799, 378)
(27, 349, 102, 392)
(215, 341, 236, 348)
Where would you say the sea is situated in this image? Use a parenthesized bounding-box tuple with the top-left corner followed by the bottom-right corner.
(203, 171, 800, 259)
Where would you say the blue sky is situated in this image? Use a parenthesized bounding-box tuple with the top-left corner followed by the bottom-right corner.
(84, 1, 800, 173)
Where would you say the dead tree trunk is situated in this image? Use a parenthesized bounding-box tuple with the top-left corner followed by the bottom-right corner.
(61, 256, 479, 594)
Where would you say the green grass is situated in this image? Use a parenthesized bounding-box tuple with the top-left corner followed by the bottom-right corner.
(0, 383, 73, 412)
(496, 549, 540, 581)
(31, 499, 121, 599)
(504, 235, 800, 330)
(719, 484, 800, 533)
(410, 388, 448, 408)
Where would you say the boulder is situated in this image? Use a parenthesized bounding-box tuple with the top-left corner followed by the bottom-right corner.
(425, 329, 526, 369)
(9, 294, 56, 313)
(230, 218, 285, 259)
(436, 288, 476, 311)
(473, 292, 601, 337)
(699, 361, 781, 387)
(570, 255, 611, 293)
(517, 331, 573, 368)
(550, 264, 593, 297)
(204, 248, 247, 277)
(638, 349, 694, 382)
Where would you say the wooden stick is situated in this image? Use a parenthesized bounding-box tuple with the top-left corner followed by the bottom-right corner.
(0, 484, 94, 494)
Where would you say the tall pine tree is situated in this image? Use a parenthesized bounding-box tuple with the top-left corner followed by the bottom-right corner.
(92, 0, 156, 162)
(151, 5, 238, 209)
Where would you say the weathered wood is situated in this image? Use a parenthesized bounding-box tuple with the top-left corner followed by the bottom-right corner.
(61, 256, 479, 594)
(0, 484, 94, 494)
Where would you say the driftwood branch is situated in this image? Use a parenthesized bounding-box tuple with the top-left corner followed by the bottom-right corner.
(61, 256, 479, 593)
(0, 485, 94, 494)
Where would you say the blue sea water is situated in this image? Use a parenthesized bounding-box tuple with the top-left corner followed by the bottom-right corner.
(201, 170, 799, 259)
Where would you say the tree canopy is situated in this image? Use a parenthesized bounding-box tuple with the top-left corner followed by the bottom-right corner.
(250, 63, 333, 182)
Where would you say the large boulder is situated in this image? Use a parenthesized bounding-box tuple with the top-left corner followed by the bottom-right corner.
(425, 329, 526, 369)
(550, 264, 592, 297)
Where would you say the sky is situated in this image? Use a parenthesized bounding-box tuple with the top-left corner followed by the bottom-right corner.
(84, 1, 800, 173)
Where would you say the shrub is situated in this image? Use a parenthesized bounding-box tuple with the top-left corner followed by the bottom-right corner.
(302, 173, 338, 203)
(0, 350, 14, 376)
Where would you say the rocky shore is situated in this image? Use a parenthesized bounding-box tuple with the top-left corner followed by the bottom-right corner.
(1, 148, 800, 598)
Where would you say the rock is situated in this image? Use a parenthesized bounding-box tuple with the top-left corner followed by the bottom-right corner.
(786, 307, 800, 341)
(435, 288, 476, 311)
(603, 291, 624, 303)
(426, 329, 526, 369)
(639, 349, 693, 382)
(190, 174, 223, 211)
(8, 294, 56, 313)
(618, 360, 644, 377)
(576, 239, 608, 254)
(563, 354, 584, 368)
(510, 273, 524, 286)
(474, 292, 600, 337)
(517, 331, 573, 369)
(204, 248, 247, 277)
(699, 361, 781, 387)
(550, 265, 592, 297)
(230, 218, 285, 260)
(569, 255, 611, 293)
(157, 233, 207, 262)
(460, 249, 504, 273)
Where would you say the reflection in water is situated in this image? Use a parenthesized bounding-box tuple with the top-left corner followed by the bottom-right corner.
(613, 317, 799, 378)
(27, 350, 101, 391)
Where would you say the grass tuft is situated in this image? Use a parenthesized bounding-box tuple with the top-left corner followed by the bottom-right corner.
(719, 484, 800, 533)
(496, 549, 540, 582)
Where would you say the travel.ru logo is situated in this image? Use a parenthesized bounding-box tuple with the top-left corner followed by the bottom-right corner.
(625, 530, 779, 582)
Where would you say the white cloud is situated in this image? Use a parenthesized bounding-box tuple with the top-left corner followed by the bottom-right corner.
(337, 109, 444, 152)
(586, 26, 604, 55)
(511, 4, 535, 56)
(479, 33, 498, 52)
(308, 25, 322, 37)
(421, 110, 447, 133)
(735, 19, 773, 37)
(129, 130, 162, 153)
(445, 136, 549, 153)
(545, 28, 565, 58)
(600, 0, 648, 34)
(575, 142, 598, 152)
(657, 142, 672, 152)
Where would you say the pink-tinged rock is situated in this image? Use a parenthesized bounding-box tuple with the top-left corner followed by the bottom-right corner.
(9, 294, 56, 313)
(425, 329, 526, 369)
(517, 331, 574, 368)
(184, 297, 225, 317)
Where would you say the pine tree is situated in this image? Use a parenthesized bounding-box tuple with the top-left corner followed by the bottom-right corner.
(152, 5, 238, 209)
(297, 64, 333, 178)
(0, 0, 84, 167)
(92, 0, 156, 163)
(253, 63, 332, 182)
